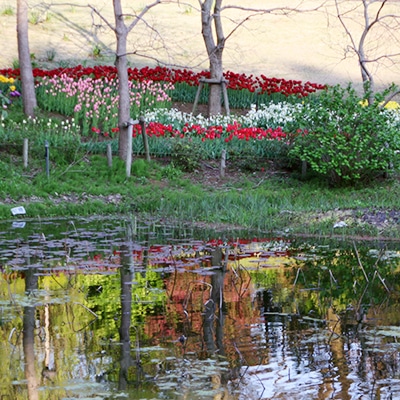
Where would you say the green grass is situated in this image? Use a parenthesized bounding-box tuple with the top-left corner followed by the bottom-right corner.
(1, 103, 400, 239)
(1, 144, 399, 238)
(1, 5, 14, 16)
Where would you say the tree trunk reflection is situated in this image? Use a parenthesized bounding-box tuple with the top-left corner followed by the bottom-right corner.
(118, 226, 143, 390)
(203, 247, 226, 357)
(23, 267, 39, 400)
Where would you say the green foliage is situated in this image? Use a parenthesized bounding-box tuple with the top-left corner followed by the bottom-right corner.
(288, 84, 400, 186)
(131, 158, 150, 178)
(91, 43, 102, 59)
(161, 162, 183, 180)
(1, 113, 82, 165)
(28, 10, 50, 25)
(170, 138, 202, 172)
(228, 147, 263, 172)
(0, 91, 11, 120)
(11, 58, 19, 69)
(1, 5, 14, 16)
(171, 82, 305, 109)
(46, 48, 56, 62)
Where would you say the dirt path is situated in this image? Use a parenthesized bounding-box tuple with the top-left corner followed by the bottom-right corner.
(1, 0, 399, 91)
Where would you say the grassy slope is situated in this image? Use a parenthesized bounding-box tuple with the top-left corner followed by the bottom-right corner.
(1, 146, 400, 239)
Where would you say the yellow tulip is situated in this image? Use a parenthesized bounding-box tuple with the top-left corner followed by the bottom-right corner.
(359, 99, 400, 109)
(383, 101, 399, 110)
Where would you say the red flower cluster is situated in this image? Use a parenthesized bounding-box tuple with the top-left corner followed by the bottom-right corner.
(131, 122, 179, 138)
(116, 120, 288, 142)
(225, 125, 287, 142)
(0, 65, 325, 97)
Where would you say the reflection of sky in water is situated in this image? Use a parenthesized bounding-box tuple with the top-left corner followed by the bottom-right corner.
(242, 316, 400, 399)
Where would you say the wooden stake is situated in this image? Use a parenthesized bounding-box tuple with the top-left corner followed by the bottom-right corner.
(140, 116, 150, 162)
(220, 149, 226, 178)
(192, 78, 230, 115)
(107, 143, 112, 168)
(23, 138, 28, 168)
(126, 119, 134, 178)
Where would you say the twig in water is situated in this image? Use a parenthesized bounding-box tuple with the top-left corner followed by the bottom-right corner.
(373, 270, 390, 293)
(353, 241, 369, 282)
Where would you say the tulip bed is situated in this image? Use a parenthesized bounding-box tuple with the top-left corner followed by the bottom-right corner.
(2, 65, 400, 185)
(0, 64, 325, 98)
(0, 65, 323, 163)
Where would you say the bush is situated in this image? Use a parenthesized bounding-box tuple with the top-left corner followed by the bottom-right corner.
(288, 84, 400, 186)
(170, 138, 202, 172)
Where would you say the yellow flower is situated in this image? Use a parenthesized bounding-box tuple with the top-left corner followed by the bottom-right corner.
(359, 99, 400, 109)
(383, 101, 399, 110)
(10, 85, 16, 91)
(0, 75, 14, 84)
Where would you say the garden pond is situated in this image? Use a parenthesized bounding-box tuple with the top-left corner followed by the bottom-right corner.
(1, 216, 400, 399)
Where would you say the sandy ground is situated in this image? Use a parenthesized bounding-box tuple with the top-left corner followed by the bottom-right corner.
(1, 0, 400, 91)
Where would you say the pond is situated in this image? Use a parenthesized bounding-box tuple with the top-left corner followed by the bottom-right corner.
(1, 216, 400, 399)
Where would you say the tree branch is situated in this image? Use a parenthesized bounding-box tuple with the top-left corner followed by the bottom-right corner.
(126, 0, 163, 33)
(89, 5, 115, 32)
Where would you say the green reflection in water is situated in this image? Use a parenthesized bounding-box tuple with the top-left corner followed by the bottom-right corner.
(1, 219, 400, 399)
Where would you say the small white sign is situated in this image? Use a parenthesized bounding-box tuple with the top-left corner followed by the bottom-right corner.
(12, 221, 26, 228)
(11, 206, 26, 216)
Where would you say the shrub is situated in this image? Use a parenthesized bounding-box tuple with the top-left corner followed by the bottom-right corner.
(171, 138, 202, 172)
(288, 84, 400, 186)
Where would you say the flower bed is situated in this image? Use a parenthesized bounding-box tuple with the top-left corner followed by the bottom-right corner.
(2, 65, 400, 185)
(0, 65, 325, 96)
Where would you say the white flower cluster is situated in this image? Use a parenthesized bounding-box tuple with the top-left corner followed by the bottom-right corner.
(385, 108, 400, 128)
(6, 115, 81, 136)
(143, 102, 301, 130)
(237, 102, 302, 128)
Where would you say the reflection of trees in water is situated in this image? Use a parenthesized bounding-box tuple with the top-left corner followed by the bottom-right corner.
(118, 237, 142, 390)
(4, 228, 400, 398)
(23, 267, 39, 400)
(247, 244, 400, 398)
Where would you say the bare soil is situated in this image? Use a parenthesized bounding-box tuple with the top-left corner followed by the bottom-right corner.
(1, 0, 399, 91)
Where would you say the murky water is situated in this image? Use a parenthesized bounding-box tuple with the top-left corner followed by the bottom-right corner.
(1, 216, 400, 399)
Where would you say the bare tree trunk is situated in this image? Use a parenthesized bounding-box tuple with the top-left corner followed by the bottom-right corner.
(17, 0, 37, 117)
(113, 0, 131, 160)
(358, 0, 375, 103)
(201, 0, 225, 116)
(109, 0, 161, 160)
(334, 0, 400, 103)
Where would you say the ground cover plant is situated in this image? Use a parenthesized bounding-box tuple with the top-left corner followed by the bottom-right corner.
(1, 65, 400, 237)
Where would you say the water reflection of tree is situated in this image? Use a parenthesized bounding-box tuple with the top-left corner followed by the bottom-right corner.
(118, 227, 138, 390)
(282, 245, 400, 398)
(202, 246, 226, 357)
(23, 267, 39, 400)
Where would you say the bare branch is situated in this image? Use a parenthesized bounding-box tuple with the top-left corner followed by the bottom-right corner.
(126, 0, 163, 33)
(381, 88, 400, 108)
(334, 0, 400, 97)
(89, 5, 115, 32)
(222, 1, 327, 15)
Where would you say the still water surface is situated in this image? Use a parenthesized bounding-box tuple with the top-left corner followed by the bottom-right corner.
(1, 216, 400, 399)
